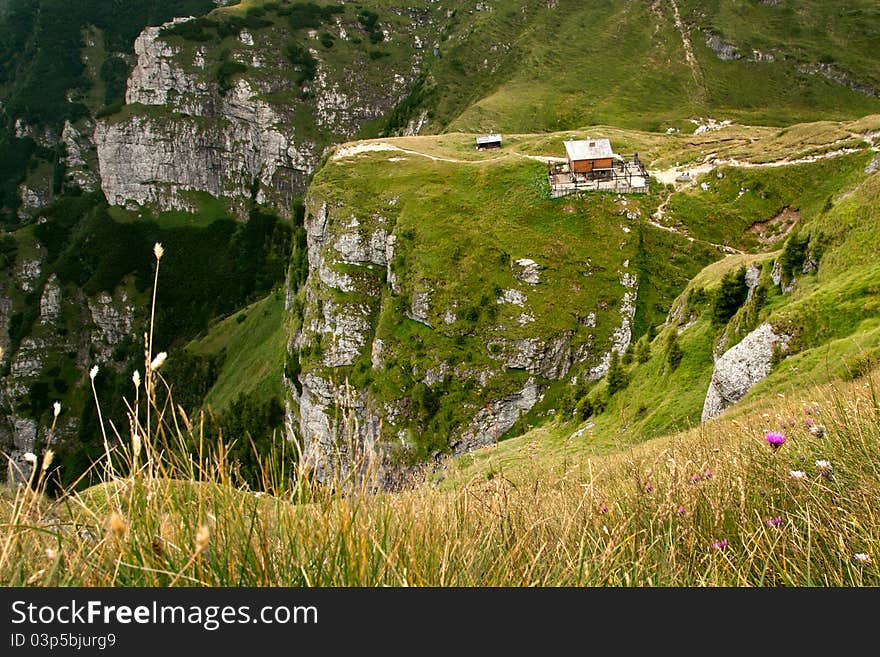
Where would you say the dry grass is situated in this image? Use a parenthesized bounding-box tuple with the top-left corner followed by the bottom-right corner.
(1, 242, 878, 587)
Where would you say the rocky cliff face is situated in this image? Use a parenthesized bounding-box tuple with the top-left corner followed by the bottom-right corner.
(95, 15, 431, 217)
(289, 185, 641, 485)
(0, 240, 142, 482)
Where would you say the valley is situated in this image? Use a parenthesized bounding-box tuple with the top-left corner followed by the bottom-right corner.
(0, 0, 879, 587)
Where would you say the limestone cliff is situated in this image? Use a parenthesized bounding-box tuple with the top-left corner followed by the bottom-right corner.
(288, 176, 642, 485)
(95, 14, 433, 217)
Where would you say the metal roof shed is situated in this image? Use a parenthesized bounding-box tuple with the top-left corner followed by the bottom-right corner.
(475, 133, 502, 149)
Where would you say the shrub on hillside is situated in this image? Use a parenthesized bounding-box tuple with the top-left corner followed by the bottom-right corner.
(665, 331, 683, 372)
(842, 349, 877, 380)
(779, 233, 809, 284)
(711, 266, 748, 325)
(606, 351, 628, 396)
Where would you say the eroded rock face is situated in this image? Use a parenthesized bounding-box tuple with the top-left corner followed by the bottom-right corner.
(95, 82, 315, 217)
(96, 17, 425, 216)
(511, 258, 542, 284)
(39, 274, 61, 325)
(295, 372, 385, 487)
(702, 323, 790, 421)
(452, 378, 540, 454)
(588, 269, 638, 380)
(705, 32, 740, 60)
(488, 334, 575, 379)
(88, 290, 137, 362)
(291, 190, 637, 487)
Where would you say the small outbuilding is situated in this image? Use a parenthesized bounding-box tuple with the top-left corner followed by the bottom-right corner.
(475, 133, 502, 150)
(563, 138, 623, 174)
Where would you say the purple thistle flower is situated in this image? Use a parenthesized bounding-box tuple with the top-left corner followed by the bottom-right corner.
(599, 504, 609, 514)
(710, 539, 729, 550)
(677, 507, 686, 516)
(805, 417, 815, 427)
(765, 431, 786, 449)
(780, 421, 787, 429)
(704, 470, 713, 479)
(765, 516, 784, 527)
(788, 420, 796, 427)
(805, 407, 812, 415)
(692, 474, 703, 483)
(644, 483, 654, 492)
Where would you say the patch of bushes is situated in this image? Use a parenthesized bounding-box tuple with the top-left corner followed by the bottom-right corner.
(711, 266, 748, 325)
(606, 351, 628, 396)
(282, 2, 344, 30)
(356, 9, 384, 44)
(664, 331, 683, 372)
(778, 233, 809, 284)
(216, 54, 248, 94)
(842, 349, 877, 380)
(158, 350, 226, 414)
(285, 41, 317, 85)
(0, 234, 16, 270)
(100, 56, 130, 107)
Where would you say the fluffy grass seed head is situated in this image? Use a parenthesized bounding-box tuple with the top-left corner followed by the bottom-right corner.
(149, 352, 167, 371)
(107, 512, 127, 539)
(195, 525, 211, 553)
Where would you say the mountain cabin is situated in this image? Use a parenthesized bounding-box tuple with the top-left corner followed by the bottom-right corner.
(563, 138, 623, 177)
(475, 133, 502, 150)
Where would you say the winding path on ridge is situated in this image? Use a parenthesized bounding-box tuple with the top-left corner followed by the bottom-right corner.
(330, 138, 878, 257)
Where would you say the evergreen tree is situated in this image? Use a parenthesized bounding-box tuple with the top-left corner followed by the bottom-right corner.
(606, 350, 627, 396)
(711, 266, 748, 325)
(665, 332, 683, 372)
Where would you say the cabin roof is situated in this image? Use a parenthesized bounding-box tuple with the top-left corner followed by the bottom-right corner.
(563, 138, 614, 161)
(475, 133, 502, 145)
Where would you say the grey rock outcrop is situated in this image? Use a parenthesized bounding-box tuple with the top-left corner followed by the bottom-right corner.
(797, 62, 879, 98)
(39, 274, 61, 325)
(511, 258, 542, 284)
(488, 334, 575, 379)
(96, 17, 426, 216)
(452, 378, 540, 454)
(705, 32, 741, 61)
(296, 372, 382, 485)
(589, 270, 638, 380)
(701, 323, 790, 421)
(88, 290, 136, 361)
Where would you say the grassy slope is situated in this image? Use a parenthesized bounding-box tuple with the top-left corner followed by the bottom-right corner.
(183, 289, 287, 414)
(471, 189, 880, 483)
(445, 1, 880, 134)
(122, 0, 880, 142)
(300, 132, 719, 454)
